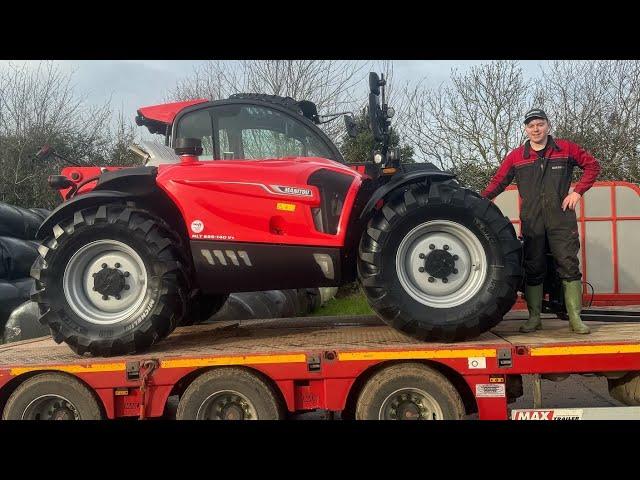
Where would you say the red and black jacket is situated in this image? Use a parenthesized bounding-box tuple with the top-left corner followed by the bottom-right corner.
(481, 136, 601, 203)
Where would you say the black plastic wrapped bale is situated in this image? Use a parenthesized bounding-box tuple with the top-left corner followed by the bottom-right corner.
(0, 202, 47, 240)
(0, 237, 40, 280)
(2, 301, 49, 344)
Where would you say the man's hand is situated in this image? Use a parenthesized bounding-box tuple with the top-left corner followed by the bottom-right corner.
(562, 191, 582, 211)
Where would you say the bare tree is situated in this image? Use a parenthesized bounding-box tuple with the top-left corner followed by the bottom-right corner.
(0, 62, 139, 208)
(168, 60, 368, 143)
(401, 61, 533, 191)
(536, 60, 640, 183)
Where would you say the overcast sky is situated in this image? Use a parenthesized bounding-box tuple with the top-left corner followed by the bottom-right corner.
(0, 60, 546, 125)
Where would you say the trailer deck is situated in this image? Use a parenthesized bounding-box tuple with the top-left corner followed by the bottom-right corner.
(1, 311, 639, 420)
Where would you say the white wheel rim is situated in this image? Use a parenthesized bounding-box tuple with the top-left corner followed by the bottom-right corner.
(396, 220, 488, 308)
(63, 239, 148, 325)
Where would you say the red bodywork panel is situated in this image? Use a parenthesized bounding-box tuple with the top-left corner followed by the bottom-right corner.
(136, 98, 208, 125)
(156, 157, 363, 247)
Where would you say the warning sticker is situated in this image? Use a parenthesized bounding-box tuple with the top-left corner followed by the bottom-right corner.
(191, 220, 204, 233)
(476, 383, 506, 397)
(468, 357, 486, 369)
(511, 409, 583, 420)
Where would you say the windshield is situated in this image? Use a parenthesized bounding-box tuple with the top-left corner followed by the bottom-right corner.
(174, 103, 337, 161)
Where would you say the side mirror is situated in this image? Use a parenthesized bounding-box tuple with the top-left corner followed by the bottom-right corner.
(369, 93, 385, 142)
(344, 115, 358, 138)
(369, 72, 381, 95)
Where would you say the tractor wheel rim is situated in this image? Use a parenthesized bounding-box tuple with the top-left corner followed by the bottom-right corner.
(22, 394, 80, 420)
(63, 239, 148, 325)
(396, 220, 488, 308)
(196, 390, 258, 420)
(379, 388, 444, 420)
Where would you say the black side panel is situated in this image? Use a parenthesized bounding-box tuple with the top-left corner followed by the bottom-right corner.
(307, 169, 355, 234)
(192, 241, 342, 293)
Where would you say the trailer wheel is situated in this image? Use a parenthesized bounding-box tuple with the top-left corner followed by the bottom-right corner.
(2, 373, 103, 420)
(608, 372, 640, 406)
(176, 367, 284, 420)
(355, 363, 465, 420)
(358, 181, 522, 342)
(31, 204, 188, 356)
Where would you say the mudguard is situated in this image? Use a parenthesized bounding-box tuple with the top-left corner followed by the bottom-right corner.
(359, 170, 456, 220)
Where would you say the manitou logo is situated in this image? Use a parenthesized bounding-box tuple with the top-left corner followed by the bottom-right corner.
(511, 409, 583, 420)
(271, 185, 313, 197)
(200, 249, 253, 267)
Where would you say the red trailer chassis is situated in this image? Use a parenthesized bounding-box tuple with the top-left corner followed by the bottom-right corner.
(1, 312, 639, 420)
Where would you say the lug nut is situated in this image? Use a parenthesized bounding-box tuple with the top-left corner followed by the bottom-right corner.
(453, 269, 458, 274)
(92, 273, 97, 277)
(102, 263, 107, 269)
(419, 253, 425, 259)
(114, 263, 121, 268)
(428, 277, 435, 283)
(102, 295, 109, 300)
(442, 278, 448, 283)
(124, 285, 130, 290)
(418, 267, 425, 272)
(124, 272, 130, 277)
(429, 244, 435, 250)
(92, 287, 97, 291)
(115, 294, 121, 300)
(443, 245, 449, 250)
(453, 255, 459, 261)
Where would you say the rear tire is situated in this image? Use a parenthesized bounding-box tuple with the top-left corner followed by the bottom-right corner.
(176, 367, 284, 420)
(31, 203, 188, 356)
(358, 181, 522, 342)
(355, 363, 465, 420)
(608, 372, 640, 406)
(2, 373, 103, 420)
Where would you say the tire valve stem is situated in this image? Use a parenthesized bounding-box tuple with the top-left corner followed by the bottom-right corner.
(428, 277, 435, 283)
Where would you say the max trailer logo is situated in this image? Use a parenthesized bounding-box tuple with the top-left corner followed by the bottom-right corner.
(511, 409, 583, 420)
(271, 185, 313, 197)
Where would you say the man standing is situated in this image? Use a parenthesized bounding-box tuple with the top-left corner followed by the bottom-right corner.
(481, 109, 601, 334)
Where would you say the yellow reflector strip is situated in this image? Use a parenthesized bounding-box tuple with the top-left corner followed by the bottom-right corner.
(338, 349, 496, 361)
(383, 168, 397, 174)
(530, 344, 640, 356)
(161, 354, 306, 369)
(276, 202, 296, 212)
(11, 362, 126, 376)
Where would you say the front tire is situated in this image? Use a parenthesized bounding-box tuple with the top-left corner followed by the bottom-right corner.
(31, 204, 188, 356)
(358, 181, 522, 342)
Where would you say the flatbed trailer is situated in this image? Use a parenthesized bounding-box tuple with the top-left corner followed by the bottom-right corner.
(1, 311, 639, 420)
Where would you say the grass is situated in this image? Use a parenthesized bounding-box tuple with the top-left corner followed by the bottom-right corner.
(310, 292, 374, 316)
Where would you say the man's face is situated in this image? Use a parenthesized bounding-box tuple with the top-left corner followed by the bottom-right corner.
(525, 118, 550, 144)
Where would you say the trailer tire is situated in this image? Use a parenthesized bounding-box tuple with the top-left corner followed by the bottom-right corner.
(355, 363, 465, 420)
(176, 367, 284, 420)
(608, 372, 640, 406)
(358, 181, 522, 342)
(2, 373, 103, 420)
(31, 203, 189, 356)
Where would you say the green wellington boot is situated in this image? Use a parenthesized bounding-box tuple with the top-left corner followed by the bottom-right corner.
(563, 279, 590, 334)
(520, 284, 544, 333)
